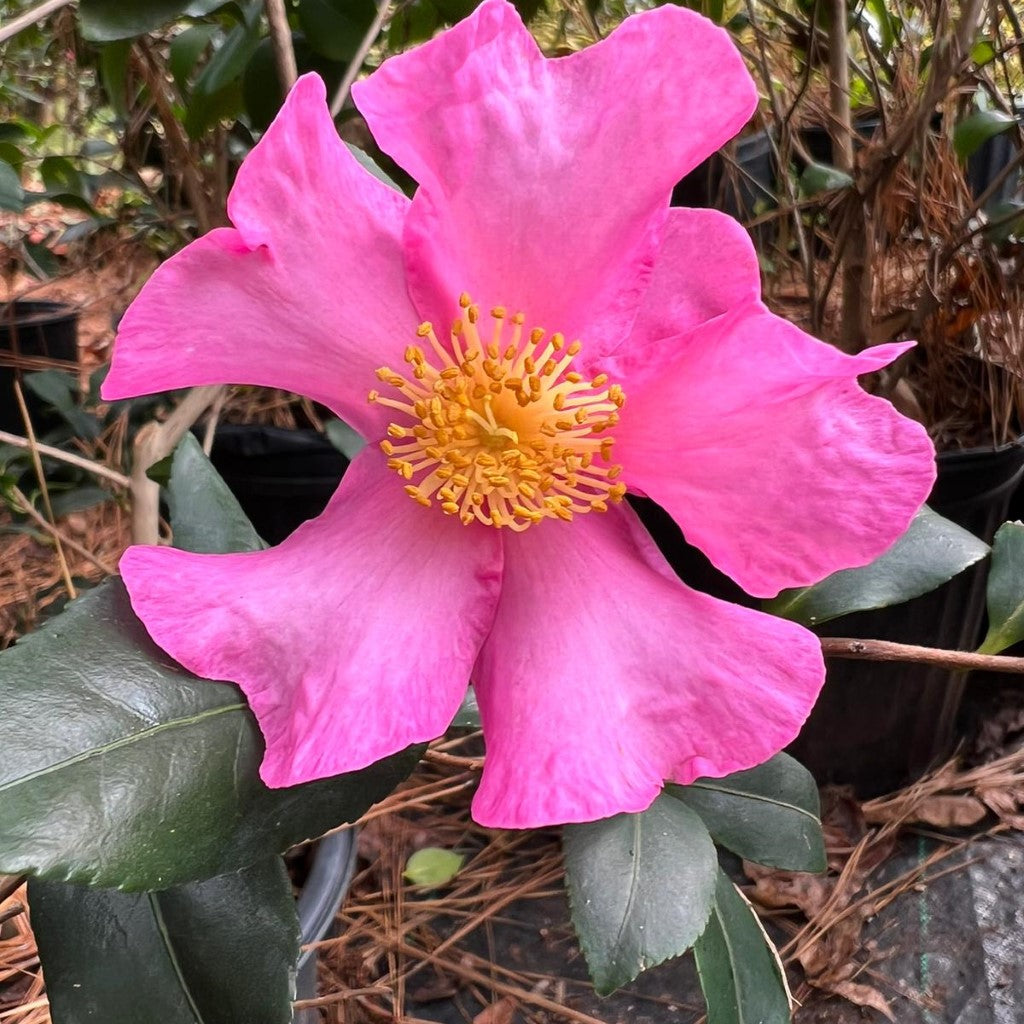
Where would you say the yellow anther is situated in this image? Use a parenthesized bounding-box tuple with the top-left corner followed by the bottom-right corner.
(376, 294, 626, 531)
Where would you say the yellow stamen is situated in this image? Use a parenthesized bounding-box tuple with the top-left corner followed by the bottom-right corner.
(368, 296, 626, 531)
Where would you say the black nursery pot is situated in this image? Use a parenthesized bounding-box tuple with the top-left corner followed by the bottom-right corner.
(671, 129, 777, 246)
(788, 440, 1024, 796)
(636, 440, 1024, 797)
(294, 830, 358, 1024)
(207, 424, 349, 544)
(0, 300, 79, 434)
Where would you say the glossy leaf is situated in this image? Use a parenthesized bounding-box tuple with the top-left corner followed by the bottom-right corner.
(168, 432, 266, 553)
(170, 24, 218, 95)
(954, 110, 1018, 161)
(30, 857, 298, 1024)
(0, 578, 420, 889)
(79, 0, 195, 41)
(694, 870, 791, 1024)
(799, 161, 854, 196)
(298, 0, 380, 62)
(0, 158, 24, 213)
(668, 753, 826, 872)
(765, 506, 988, 626)
(978, 521, 1024, 654)
(564, 794, 717, 995)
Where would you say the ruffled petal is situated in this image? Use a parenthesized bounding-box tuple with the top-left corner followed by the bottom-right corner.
(103, 74, 414, 439)
(611, 302, 936, 598)
(354, 0, 757, 355)
(471, 505, 824, 828)
(119, 450, 503, 787)
(617, 206, 762, 355)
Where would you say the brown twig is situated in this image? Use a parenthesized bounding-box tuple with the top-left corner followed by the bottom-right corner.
(132, 41, 213, 235)
(13, 383, 75, 600)
(263, 0, 298, 92)
(0, 430, 130, 488)
(329, 0, 391, 117)
(0, 0, 73, 45)
(129, 385, 223, 544)
(821, 637, 1024, 674)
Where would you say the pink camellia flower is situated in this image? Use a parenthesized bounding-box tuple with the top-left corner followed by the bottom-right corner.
(103, 0, 935, 828)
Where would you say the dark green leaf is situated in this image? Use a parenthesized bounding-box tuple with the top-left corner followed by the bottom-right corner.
(186, 15, 261, 136)
(694, 869, 791, 1024)
(98, 41, 133, 116)
(185, 0, 234, 13)
(24, 371, 100, 440)
(79, 0, 195, 41)
(388, 0, 439, 48)
(168, 432, 266, 553)
(799, 161, 854, 197)
(170, 24, 218, 95)
(450, 686, 480, 728)
(324, 418, 367, 460)
(765, 506, 988, 626)
(954, 110, 1018, 161)
(345, 142, 403, 191)
(40, 156, 84, 196)
(48, 485, 113, 518)
(30, 857, 298, 1024)
(0, 578, 421, 889)
(668, 753, 826, 872)
(564, 794, 717, 995)
(978, 521, 1024, 654)
(0, 158, 24, 213)
(298, 0, 380, 62)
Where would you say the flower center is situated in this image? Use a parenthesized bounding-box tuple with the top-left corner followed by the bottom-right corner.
(368, 295, 626, 531)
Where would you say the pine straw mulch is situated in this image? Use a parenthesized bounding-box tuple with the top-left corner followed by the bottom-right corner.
(4, 733, 1024, 1024)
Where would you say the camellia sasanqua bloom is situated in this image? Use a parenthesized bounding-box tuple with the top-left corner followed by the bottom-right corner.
(103, 0, 936, 828)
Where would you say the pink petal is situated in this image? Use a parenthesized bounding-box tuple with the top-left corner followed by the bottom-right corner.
(471, 505, 824, 829)
(353, 0, 757, 354)
(616, 207, 763, 356)
(103, 74, 414, 438)
(119, 451, 503, 787)
(612, 303, 936, 599)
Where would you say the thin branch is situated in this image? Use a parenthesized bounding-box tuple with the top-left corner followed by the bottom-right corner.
(330, 0, 391, 117)
(821, 637, 1024, 674)
(132, 41, 214, 234)
(14, 381, 75, 599)
(264, 0, 298, 92)
(0, 429, 130, 488)
(130, 385, 224, 544)
(10, 486, 117, 577)
(0, 0, 73, 45)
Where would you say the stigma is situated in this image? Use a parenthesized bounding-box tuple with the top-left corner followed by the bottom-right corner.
(368, 295, 627, 531)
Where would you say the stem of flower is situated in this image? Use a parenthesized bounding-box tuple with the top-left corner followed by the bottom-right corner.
(821, 637, 1024, 674)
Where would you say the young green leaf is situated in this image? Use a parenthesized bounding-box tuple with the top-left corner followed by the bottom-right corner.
(564, 794, 717, 995)
(694, 870, 792, 1024)
(765, 506, 988, 627)
(30, 857, 299, 1024)
(668, 753, 826, 872)
(978, 521, 1024, 654)
(404, 847, 465, 887)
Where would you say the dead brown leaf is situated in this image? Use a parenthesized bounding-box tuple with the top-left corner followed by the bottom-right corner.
(473, 996, 517, 1024)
